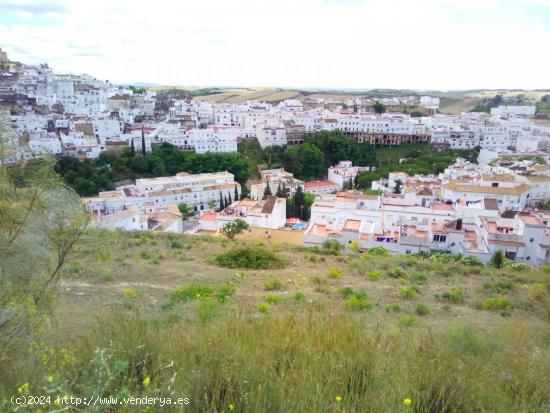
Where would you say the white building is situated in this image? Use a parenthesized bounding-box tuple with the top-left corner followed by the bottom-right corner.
(327, 161, 370, 189)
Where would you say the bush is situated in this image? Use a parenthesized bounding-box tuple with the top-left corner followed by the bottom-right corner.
(327, 267, 343, 279)
(388, 267, 407, 279)
(170, 240, 184, 249)
(480, 297, 510, 310)
(256, 303, 269, 313)
(169, 283, 236, 303)
(503, 260, 531, 271)
(385, 303, 401, 313)
(439, 288, 465, 304)
(415, 303, 430, 316)
(411, 273, 428, 284)
(293, 291, 306, 302)
(215, 247, 287, 269)
(321, 239, 343, 255)
(264, 278, 285, 291)
(367, 247, 388, 257)
(399, 287, 417, 300)
(266, 295, 282, 304)
(340, 287, 355, 298)
(367, 270, 382, 281)
(461, 256, 485, 267)
(344, 295, 374, 311)
(483, 280, 514, 294)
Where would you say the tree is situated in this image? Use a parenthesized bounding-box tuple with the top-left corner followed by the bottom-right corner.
(178, 202, 190, 218)
(224, 195, 229, 209)
(275, 184, 284, 197)
(207, 199, 217, 209)
(221, 219, 249, 241)
(294, 185, 305, 219)
(219, 191, 224, 210)
(490, 250, 505, 269)
(392, 179, 404, 194)
(141, 128, 146, 156)
(373, 102, 386, 114)
(130, 138, 135, 157)
(263, 183, 272, 200)
(303, 192, 315, 220)
(1, 125, 88, 354)
(234, 185, 239, 202)
(228, 192, 232, 205)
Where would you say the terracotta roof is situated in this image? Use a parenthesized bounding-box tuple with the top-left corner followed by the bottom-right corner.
(305, 180, 338, 190)
(484, 198, 499, 210)
(261, 196, 277, 214)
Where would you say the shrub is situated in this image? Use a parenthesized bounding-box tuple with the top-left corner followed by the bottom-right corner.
(169, 283, 235, 303)
(461, 256, 485, 267)
(367, 270, 382, 281)
(256, 303, 269, 313)
(215, 247, 286, 269)
(398, 315, 418, 326)
(264, 278, 285, 291)
(121, 287, 138, 300)
(411, 273, 428, 284)
(140, 251, 152, 260)
(321, 239, 343, 255)
(293, 291, 306, 302)
(340, 287, 355, 298)
(344, 295, 374, 311)
(399, 287, 417, 300)
(266, 295, 281, 304)
(327, 267, 343, 279)
(367, 247, 389, 257)
(503, 260, 531, 271)
(481, 297, 510, 310)
(388, 267, 407, 279)
(439, 288, 465, 304)
(415, 303, 430, 316)
(385, 303, 401, 313)
(490, 250, 505, 269)
(483, 280, 514, 294)
(170, 240, 184, 249)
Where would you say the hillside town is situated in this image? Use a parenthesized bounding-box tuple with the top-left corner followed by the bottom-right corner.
(2, 48, 550, 266)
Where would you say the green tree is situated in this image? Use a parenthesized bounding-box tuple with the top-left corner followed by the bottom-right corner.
(1, 129, 88, 354)
(490, 250, 505, 269)
(129, 139, 135, 157)
(392, 179, 404, 194)
(178, 202, 190, 218)
(220, 219, 249, 241)
(373, 102, 386, 114)
(294, 185, 305, 219)
(263, 183, 272, 200)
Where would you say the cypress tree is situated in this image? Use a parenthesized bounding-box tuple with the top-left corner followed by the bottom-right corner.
(224, 195, 228, 209)
(263, 184, 272, 200)
(141, 126, 146, 156)
(228, 192, 232, 205)
(219, 191, 224, 209)
(234, 185, 239, 201)
(130, 138, 135, 157)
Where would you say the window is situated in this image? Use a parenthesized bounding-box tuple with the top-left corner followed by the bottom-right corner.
(433, 234, 446, 242)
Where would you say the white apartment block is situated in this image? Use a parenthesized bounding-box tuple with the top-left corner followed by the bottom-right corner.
(256, 125, 287, 148)
(328, 161, 370, 189)
(84, 171, 241, 215)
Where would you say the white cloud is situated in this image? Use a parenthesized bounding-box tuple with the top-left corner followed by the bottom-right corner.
(0, 0, 549, 89)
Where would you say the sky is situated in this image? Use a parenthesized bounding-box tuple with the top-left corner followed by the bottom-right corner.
(1, 0, 549, 90)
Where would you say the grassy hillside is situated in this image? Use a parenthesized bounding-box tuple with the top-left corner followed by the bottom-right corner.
(2, 230, 549, 412)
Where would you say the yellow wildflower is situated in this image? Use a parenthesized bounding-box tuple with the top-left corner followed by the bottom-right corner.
(228, 404, 235, 411)
(403, 398, 412, 406)
(335, 395, 342, 402)
(143, 376, 151, 387)
(17, 383, 29, 394)
(47, 375, 54, 383)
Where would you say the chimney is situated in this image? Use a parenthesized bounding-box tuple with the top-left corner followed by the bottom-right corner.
(456, 218, 463, 231)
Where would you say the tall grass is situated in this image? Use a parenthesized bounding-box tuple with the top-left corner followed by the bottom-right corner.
(2, 309, 549, 412)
